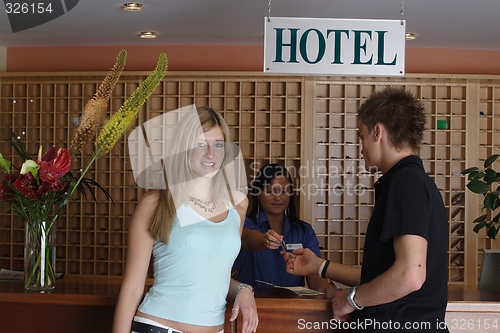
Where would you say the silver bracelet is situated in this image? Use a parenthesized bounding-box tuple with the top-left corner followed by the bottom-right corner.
(347, 286, 364, 310)
(236, 283, 254, 295)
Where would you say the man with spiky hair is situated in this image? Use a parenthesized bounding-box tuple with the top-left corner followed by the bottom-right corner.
(286, 87, 449, 332)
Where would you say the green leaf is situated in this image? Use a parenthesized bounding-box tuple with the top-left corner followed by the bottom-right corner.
(468, 170, 485, 181)
(484, 192, 498, 210)
(467, 179, 489, 194)
(78, 177, 114, 203)
(474, 214, 488, 223)
(484, 154, 500, 168)
(461, 166, 480, 175)
(473, 222, 486, 233)
(492, 211, 500, 223)
(62, 171, 114, 204)
(1, 125, 32, 161)
(493, 192, 500, 210)
(487, 225, 498, 239)
(0, 152, 11, 173)
(484, 168, 498, 184)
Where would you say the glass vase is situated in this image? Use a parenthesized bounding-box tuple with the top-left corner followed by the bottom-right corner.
(24, 221, 57, 291)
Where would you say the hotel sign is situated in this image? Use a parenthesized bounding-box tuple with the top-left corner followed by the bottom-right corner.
(264, 17, 406, 76)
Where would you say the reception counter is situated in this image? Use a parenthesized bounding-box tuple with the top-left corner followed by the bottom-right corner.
(0, 277, 499, 333)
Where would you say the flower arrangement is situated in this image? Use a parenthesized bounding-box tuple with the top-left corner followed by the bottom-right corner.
(0, 50, 168, 290)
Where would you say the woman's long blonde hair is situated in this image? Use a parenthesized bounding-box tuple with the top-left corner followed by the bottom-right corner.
(150, 107, 236, 243)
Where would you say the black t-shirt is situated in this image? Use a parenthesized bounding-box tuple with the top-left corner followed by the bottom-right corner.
(355, 155, 449, 332)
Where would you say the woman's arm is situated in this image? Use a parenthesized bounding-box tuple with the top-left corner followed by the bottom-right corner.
(228, 279, 259, 333)
(241, 228, 284, 252)
(112, 191, 159, 333)
(229, 193, 258, 332)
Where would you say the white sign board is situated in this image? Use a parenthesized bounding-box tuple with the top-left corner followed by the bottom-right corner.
(264, 17, 406, 76)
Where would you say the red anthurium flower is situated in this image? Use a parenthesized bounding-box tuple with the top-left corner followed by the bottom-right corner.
(38, 179, 66, 194)
(2, 172, 18, 186)
(50, 180, 67, 192)
(37, 181, 51, 195)
(39, 147, 71, 185)
(0, 185, 13, 201)
(13, 172, 40, 199)
(0, 173, 17, 201)
(40, 146, 57, 162)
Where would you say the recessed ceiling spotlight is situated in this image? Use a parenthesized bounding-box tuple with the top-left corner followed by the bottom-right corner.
(406, 32, 416, 41)
(140, 31, 157, 39)
(122, 3, 143, 12)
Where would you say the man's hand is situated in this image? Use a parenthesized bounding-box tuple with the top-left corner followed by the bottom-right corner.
(284, 247, 324, 277)
(331, 289, 354, 322)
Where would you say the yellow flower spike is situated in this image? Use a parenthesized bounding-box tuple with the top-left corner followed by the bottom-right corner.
(95, 53, 168, 156)
(70, 50, 127, 156)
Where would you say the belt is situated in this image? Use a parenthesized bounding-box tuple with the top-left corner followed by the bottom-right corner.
(131, 320, 183, 333)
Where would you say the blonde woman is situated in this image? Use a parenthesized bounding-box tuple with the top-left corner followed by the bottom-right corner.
(113, 107, 258, 333)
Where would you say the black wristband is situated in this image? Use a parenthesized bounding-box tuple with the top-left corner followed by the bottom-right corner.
(320, 259, 330, 278)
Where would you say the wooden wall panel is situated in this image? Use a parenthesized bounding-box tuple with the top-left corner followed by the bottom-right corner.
(1, 72, 499, 288)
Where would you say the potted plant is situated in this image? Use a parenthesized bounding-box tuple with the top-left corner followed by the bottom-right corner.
(461, 154, 500, 240)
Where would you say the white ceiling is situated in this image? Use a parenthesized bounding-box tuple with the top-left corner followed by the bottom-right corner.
(0, 0, 499, 50)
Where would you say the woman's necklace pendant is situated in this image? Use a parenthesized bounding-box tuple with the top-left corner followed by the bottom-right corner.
(189, 196, 216, 213)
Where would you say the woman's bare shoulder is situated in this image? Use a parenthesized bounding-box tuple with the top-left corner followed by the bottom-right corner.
(231, 190, 248, 210)
(136, 190, 162, 210)
(129, 190, 162, 231)
(231, 190, 247, 202)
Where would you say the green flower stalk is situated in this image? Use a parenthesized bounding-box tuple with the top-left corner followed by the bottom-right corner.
(70, 50, 127, 156)
(95, 53, 168, 156)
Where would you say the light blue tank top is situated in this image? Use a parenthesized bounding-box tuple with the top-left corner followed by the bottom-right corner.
(138, 204, 241, 326)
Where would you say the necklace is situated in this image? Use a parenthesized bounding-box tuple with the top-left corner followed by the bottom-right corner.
(189, 196, 216, 213)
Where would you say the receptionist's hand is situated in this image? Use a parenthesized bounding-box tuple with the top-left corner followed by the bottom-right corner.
(263, 229, 284, 250)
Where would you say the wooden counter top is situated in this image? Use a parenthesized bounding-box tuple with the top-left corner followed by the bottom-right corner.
(1, 277, 500, 333)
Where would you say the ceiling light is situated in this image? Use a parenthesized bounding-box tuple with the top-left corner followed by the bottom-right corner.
(140, 31, 157, 39)
(122, 3, 142, 12)
(406, 32, 416, 41)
